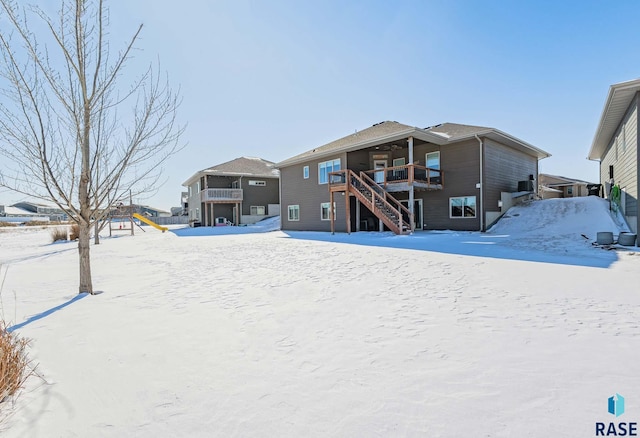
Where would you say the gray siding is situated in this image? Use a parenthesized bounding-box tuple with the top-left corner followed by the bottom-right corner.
(600, 96, 638, 229)
(240, 177, 279, 216)
(206, 175, 236, 188)
(280, 152, 348, 232)
(280, 138, 541, 233)
(414, 139, 481, 230)
(483, 138, 538, 228)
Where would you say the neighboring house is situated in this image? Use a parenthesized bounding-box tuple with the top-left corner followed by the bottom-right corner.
(133, 205, 172, 218)
(170, 192, 189, 216)
(12, 201, 67, 221)
(588, 78, 640, 236)
(538, 174, 594, 199)
(276, 121, 550, 234)
(0, 205, 50, 222)
(183, 157, 280, 226)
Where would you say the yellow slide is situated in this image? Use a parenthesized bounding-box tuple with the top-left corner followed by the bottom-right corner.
(133, 213, 169, 233)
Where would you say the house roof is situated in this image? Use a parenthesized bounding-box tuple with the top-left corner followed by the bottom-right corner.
(426, 123, 550, 159)
(276, 121, 549, 168)
(588, 78, 640, 160)
(135, 204, 171, 215)
(2, 206, 42, 216)
(539, 173, 592, 186)
(182, 157, 279, 186)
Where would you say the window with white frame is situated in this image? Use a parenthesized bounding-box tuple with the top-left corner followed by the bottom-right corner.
(248, 180, 266, 186)
(318, 159, 341, 184)
(426, 151, 440, 178)
(449, 196, 476, 218)
(288, 205, 300, 221)
(450, 196, 476, 218)
(303, 166, 309, 179)
(250, 206, 266, 215)
(320, 202, 336, 221)
(392, 157, 406, 179)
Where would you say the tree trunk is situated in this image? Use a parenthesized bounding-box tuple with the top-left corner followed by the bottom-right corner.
(78, 219, 93, 294)
(94, 221, 100, 245)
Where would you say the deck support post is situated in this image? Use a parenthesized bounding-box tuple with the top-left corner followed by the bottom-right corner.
(345, 172, 351, 234)
(355, 199, 361, 231)
(408, 136, 415, 232)
(330, 190, 335, 235)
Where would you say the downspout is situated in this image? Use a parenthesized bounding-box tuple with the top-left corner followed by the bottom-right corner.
(475, 134, 484, 232)
(278, 170, 282, 231)
(408, 136, 415, 232)
(238, 176, 243, 225)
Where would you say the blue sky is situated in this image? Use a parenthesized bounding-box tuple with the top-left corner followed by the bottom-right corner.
(2, 0, 640, 210)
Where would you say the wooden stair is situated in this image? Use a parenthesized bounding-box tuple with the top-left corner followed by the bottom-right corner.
(338, 170, 412, 235)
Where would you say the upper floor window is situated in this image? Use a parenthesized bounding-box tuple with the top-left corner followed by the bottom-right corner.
(319, 159, 341, 184)
(248, 180, 266, 186)
(303, 166, 309, 179)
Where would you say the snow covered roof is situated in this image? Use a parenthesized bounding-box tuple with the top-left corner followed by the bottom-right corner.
(2, 206, 41, 216)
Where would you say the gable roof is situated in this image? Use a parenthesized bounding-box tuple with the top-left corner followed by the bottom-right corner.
(276, 121, 549, 168)
(539, 173, 592, 186)
(183, 157, 279, 186)
(276, 121, 449, 167)
(589, 78, 640, 160)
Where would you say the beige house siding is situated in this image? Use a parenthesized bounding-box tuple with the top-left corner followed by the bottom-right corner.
(600, 97, 638, 226)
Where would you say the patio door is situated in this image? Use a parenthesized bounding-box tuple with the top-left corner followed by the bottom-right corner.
(374, 159, 387, 184)
(400, 199, 423, 230)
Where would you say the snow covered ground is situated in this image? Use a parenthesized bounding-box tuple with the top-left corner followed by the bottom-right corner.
(0, 197, 639, 437)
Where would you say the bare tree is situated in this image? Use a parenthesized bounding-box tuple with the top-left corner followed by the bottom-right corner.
(0, 0, 184, 294)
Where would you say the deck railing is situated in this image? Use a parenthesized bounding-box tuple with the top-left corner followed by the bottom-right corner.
(200, 188, 243, 202)
(362, 164, 443, 188)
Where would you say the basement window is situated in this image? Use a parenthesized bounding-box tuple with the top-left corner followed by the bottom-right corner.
(450, 196, 476, 218)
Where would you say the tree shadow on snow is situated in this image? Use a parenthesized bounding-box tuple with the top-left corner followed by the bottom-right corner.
(7, 293, 90, 333)
(281, 231, 621, 269)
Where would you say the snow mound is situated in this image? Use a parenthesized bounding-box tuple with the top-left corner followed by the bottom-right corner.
(488, 196, 628, 240)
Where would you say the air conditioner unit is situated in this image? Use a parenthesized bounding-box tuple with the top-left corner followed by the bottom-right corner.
(518, 180, 534, 192)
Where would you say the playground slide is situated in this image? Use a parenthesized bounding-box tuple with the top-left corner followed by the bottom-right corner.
(132, 213, 169, 233)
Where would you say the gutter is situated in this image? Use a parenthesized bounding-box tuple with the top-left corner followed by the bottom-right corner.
(475, 134, 484, 232)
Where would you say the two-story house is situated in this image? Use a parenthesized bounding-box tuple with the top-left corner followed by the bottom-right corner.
(588, 78, 640, 238)
(183, 157, 280, 226)
(276, 121, 549, 234)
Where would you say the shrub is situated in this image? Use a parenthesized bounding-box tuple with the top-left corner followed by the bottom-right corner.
(0, 325, 32, 404)
(69, 223, 79, 240)
(50, 227, 68, 243)
(0, 222, 17, 228)
(50, 224, 79, 242)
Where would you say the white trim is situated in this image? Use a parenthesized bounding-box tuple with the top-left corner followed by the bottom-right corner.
(318, 158, 341, 185)
(449, 196, 477, 219)
(320, 202, 336, 221)
(399, 198, 423, 230)
(287, 205, 300, 221)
